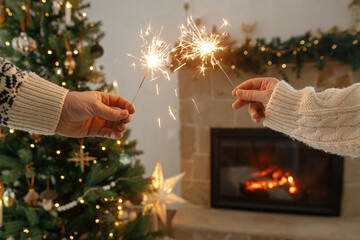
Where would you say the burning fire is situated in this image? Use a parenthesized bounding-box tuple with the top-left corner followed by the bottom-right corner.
(245, 166, 299, 194)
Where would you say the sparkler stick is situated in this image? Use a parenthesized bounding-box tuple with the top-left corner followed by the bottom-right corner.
(130, 68, 150, 105)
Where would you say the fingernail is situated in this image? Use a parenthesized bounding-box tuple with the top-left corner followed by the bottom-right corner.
(125, 102, 130, 109)
(120, 110, 129, 117)
(117, 124, 123, 131)
(236, 89, 242, 97)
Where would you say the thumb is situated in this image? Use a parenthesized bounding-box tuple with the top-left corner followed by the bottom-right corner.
(236, 89, 268, 104)
(94, 103, 129, 121)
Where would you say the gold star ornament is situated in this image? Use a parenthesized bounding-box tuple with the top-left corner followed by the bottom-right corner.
(67, 145, 97, 173)
(149, 162, 187, 223)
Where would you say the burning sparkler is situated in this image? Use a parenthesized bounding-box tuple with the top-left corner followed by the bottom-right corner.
(175, 16, 235, 87)
(128, 26, 172, 105)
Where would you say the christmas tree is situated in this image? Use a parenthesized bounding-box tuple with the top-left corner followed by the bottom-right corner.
(0, 0, 161, 239)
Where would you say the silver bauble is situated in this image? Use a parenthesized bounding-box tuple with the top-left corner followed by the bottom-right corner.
(11, 32, 37, 56)
(118, 151, 132, 166)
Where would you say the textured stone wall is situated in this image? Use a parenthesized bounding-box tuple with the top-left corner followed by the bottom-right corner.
(178, 62, 360, 216)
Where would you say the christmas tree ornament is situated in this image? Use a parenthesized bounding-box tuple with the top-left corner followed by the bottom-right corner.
(52, 0, 61, 15)
(0, 0, 6, 24)
(67, 139, 97, 173)
(40, 189, 58, 211)
(90, 42, 104, 57)
(148, 162, 186, 224)
(118, 150, 132, 166)
(12, 21, 37, 56)
(3, 189, 16, 207)
(23, 163, 39, 207)
(23, 188, 39, 207)
(64, 51, 76, 75)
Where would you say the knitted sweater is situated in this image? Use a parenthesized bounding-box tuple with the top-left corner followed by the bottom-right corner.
(0, 58, 68, 135)
(264, 80, 360, 158)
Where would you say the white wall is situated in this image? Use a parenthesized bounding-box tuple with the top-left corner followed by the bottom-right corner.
(86, 0, 351, 192)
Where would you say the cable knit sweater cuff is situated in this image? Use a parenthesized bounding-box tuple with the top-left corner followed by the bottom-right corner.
(263, 81, 303, 134)
(7, 73, 69, 135)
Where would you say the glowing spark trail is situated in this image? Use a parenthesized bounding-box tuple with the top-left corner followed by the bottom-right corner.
(128, 26, 172, 105)
(192, 98, 200, 114)
(168, 106, 176, 120)
(156, 84, 159, 96)
(176, 16, 235, 87)
(158, 118, 161, 128)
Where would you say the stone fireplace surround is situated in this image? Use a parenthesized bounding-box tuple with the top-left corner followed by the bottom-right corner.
(173, 62, 360, 240)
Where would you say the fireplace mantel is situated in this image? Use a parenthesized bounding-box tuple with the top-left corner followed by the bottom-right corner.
(174, 204, 360, 240)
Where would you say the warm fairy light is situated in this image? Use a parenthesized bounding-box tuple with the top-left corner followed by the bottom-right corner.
(118, 198, 123, 203)
(56, 69, 62, 75)
(276, 52, 281, 57)
(112, 81, 118, 88)
(116, 140, 121, 145)
(42, 0, 46, 3)
(332, 44, 337, 50)
(231, 65, 235, 69)
(243, 50, 248, 55)
(45, 12, 50, 17)
(56, 150, 61, 154)
(128, 25, 172, 81)
(281, 64, 287, 69)
(30, 144, 35, 148)
(314, 40, 319, 45)
(81, 145, 85, 149)
(55, 203, 60, 208)
(96, 205, 100, 209)
(95, 219, 100, 223)
(353, 39, 359, 45)
(300, 40, 305, 45)
(21, 5, 26, 10)
(89, 66, 94, 71)
(293, 50, 297, 55)
(62, 82, 66, 86)
(82, 12, 87, 17)
(73, 49, 79, 55)
(320, 56, 325, 60)
(9, 129, 14, 133)
(80, 199, 85, 204)
(101, 146, 106, 151)
(93, 160, 97, 164)
(104, 198, 108, 202)
(168, 106, 176, 120)
(5, 41, 10, 46)
(55, 61, 60, 66)
(70, 236, 74, 240)
(117, 205, 122, 210)
(261, 46, 266, 51)
(109, 233, 114, 238)
(289, 186, 298, 194)
(267, 60, 272, 65)
(60, 175, 65, 179)
(78, 178, 82, 183)
(158, 118, 161, 128)
(114, 221, 120, 226)
(8, 12, 12, 16)
(23, 228, 29, 234)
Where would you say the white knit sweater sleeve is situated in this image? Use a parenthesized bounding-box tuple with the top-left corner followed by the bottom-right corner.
(0, 58, 68, 135)
(263, 80, 360, 158)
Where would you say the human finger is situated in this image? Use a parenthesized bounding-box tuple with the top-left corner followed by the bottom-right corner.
(99, 92, 136, 114)
(232, 98, 249, 109)
(232, 78, 270, 96)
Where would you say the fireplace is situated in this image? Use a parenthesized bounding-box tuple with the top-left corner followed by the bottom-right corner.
(211, 128, 344, 216)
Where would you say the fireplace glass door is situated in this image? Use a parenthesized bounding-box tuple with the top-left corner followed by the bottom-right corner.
(211, 128, 343, 216)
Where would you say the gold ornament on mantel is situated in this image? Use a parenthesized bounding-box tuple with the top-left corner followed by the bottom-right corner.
(148, 162, 186, 224)
(349, 0, 360, 31)
(242, 21, 257, 41)
(67, 139, 97, 173)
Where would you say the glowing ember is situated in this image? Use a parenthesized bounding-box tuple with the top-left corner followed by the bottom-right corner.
(245, 166, 299, 194)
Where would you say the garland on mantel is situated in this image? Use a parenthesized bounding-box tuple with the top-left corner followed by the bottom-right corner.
(171, 27, 360, 81)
